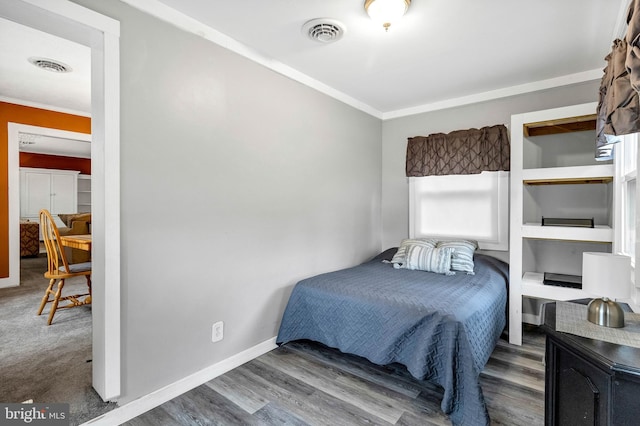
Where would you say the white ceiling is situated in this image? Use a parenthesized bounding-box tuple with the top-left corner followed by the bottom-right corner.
(0, 17, 91, 157)
(147, 0, 628, 115)
(0, 0, 629, 123)
(0, 16, 90, 114)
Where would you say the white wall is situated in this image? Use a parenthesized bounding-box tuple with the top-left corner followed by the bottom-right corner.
(381, 82, 601, 252)
(73, 0, 381, 403)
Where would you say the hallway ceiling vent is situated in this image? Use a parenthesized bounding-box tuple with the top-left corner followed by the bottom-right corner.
(28, 57, 72, 73)
(302, 19, 345, 43)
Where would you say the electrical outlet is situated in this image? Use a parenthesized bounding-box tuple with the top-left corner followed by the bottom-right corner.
(212, 321, 224, 342)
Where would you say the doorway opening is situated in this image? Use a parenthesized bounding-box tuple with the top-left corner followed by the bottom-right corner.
(0, 0, 121, 407)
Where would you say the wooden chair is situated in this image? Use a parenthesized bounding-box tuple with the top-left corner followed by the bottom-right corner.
(37, 209, 92, 325)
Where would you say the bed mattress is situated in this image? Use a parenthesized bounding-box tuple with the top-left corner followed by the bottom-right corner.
(276, 251, 508, 425)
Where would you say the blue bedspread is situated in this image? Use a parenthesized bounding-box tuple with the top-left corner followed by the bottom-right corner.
(276, 251, 508, 426)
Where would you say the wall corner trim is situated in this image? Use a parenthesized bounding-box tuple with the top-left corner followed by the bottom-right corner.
(80, 337, 278, 426)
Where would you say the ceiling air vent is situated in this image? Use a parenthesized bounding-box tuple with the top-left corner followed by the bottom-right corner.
(28, 57, 72, 73)
(302, 19, 345, 43)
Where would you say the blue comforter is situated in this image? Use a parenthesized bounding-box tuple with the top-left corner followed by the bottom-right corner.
(276, 251, 508, 426)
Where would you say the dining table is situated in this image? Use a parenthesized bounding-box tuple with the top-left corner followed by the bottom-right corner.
(59, 234, 92, 252)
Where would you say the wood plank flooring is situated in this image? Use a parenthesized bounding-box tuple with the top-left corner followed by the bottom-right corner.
(124, 326, 545, 426)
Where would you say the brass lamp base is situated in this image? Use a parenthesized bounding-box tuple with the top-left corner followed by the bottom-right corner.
(587, 297, 625, 328)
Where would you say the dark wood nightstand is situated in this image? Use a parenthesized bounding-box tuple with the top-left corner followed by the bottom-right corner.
(541, 301, 640, 425)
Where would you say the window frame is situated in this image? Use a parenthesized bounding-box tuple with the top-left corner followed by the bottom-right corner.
(614, 133, 637, 278)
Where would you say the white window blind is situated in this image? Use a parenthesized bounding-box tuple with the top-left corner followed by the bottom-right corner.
(409, 171, 509, 251)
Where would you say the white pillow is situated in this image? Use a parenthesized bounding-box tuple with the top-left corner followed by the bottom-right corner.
(390, 238, 438, 268)
(436, 240, 478, 275)
(404, 245, 454, 275)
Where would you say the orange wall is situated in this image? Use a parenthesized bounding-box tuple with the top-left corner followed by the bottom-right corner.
(0, 102, 91, 278)
(20, 152, 91, 175)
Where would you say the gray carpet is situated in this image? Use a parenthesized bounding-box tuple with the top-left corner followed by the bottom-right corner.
(0, 254, 116, 425)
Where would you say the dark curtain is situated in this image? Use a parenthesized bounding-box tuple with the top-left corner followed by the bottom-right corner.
(596, 38, 640, 160)
(595, 0, 640, 160)
(627, 0, 640, 93)
(406, 124, 509, 177)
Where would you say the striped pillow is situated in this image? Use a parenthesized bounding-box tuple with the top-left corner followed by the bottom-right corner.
(390, 238, 438, 268)
(404, 245, 454, 275)
(436, 240, 478, 275)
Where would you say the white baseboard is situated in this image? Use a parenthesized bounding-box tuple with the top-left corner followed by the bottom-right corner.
(82, 336, 278, 426)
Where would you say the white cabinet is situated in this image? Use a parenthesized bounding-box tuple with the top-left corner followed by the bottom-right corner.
(509, 102, 614, 345)
(20, 168, 79, 224)
(77, 174, 91, 213)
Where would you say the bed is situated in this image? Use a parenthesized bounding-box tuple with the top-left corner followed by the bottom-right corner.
(276, 247, 509, 426)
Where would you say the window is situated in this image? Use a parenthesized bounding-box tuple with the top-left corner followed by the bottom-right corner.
(615, 133, 637, 265)
(409, 171, 509, 250)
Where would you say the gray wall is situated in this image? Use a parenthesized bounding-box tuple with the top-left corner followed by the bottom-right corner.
(74, 0, 382, 403)
(381, 81, 601, 251)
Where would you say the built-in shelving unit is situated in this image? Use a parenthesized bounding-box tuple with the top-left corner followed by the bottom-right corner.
(509, 102, 614, 345)
(77, 174, 91, 213)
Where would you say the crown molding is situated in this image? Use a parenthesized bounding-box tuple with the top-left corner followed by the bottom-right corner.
(0, 96, 91, 117)
(382, 69, 602, 120)
(121, 0, 604, 122)
(120, 0, 383, 119)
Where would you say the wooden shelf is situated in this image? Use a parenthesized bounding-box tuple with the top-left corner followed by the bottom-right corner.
(525, 178, 612, 185)
(522, 224, 613, 242)
(522, 164, 614, 185)
(523, 114, 596, 137)
(521, 272, 591, 300)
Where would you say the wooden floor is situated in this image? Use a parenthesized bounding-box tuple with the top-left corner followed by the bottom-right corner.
(124, 326, 545, 426)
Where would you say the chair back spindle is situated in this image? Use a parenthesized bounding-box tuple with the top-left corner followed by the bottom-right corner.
(40, 210, 70, 275)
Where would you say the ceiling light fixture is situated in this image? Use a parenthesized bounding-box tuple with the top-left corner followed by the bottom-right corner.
(364, 0, 411, 32)
(28, 57, 72, 73)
